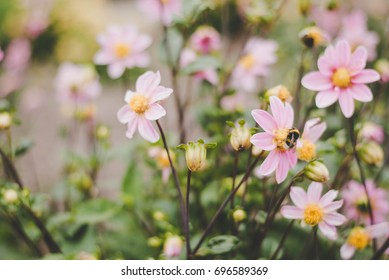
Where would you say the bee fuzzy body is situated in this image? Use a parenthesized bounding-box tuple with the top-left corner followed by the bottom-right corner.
(284, 128, 300, 149)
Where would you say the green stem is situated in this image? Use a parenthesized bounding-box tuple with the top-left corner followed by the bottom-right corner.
(185, 169, 192, 259)
(270, 220, 295, 260)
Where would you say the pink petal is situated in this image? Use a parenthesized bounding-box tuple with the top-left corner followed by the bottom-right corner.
(352, 69, 380, 84)
(124, 90, 135, 102)
(323, 212, 347, 226)
(145, 103, 166, 120)
(284, 102, 294, 128)
(303, 118, 326, 143)
(258, 150, 279, 176)
(270, 96, 289, 129)
(93, 51, 113, 65)
(275, 154, 290, 184)
(318, 221, 337, 240)
(348, 46, 367, 75)
(318, 56, 335, 76)
(286, 149, 297, 168)
(149, 86, 173, 103)
(315, 90, 339, 108)
(117, 105, 132, 124)
(290, 187, 308, 209)
(137, 117, 160, 143)
(307, 182, 322, 203)
(280, 205, 304, 219)
(108, 63, 125, 79)
(251, 110, 277, 133)
(323, 200, 343, 213)
(302, 71, 333, 91)
(338, 90, 355, 118)
(349, 84, 373, 102)
(250, 132, 276, 151)
(340, 244, 355, 260)
(366, 222, 389, 238)
(319, 190, 339, 207)
(335, 40, 351, 67)
(125, 114, 139, 139)
(132, 34, 152, 52)
(136, 71, 161, 95)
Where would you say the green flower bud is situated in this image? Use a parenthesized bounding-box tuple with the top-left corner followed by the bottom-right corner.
(357, 141, 384, 166)
(0, 112, 12, 130)
(178, 140, 216, 172)
(265, 85, 292, 103)
(230, 121, 252, 152)
(233, 209, 247, 223)
(3, 189, 18, 204)
(305, 160, 330, 182)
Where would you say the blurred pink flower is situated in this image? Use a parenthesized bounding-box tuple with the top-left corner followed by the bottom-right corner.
(54, 63, 101, 104)
(148, 146, 173, 183)
(302, 40, 380, 118)
(310, 5, 341, 38)
(281, 182, 346, 240)
(342, 180, 389, 224)
(163, 236, 182, 258)
(359, 122, 385, 144)
(117, 71, 172, 143)
(0, 47, 3, 62)
(220, 91, 258, 112)
(337, 10, 379, 61)
(189, 26, 221, 55)
(4, 38, 31, 74)
(231, 38, 277, 93)
(250, 97, 297, 184)
(137, 0, 182, 26)
(179, 48, 219, 85)
(94, 25, 152, 79)
(340, 223, 389, 259)
(297, 118, 326, 162)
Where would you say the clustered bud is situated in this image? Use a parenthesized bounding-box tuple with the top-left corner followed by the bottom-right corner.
(229, 120, 252, 152)
(178, 139, 216, 172)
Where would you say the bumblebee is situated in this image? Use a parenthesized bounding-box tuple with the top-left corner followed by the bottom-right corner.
(284, 128, 300, 149)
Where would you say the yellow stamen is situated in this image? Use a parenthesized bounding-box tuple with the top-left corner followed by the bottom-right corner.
(129, 94, 149, 114)
(347, 227, 370, 250)
(114, 43, 131, 58)
(274, 128, 289, 151)
(303, 204, 324, 226)
(239, 54, 255, 70)
(297, 139, 316, 161)
(332, 68, 351, 88)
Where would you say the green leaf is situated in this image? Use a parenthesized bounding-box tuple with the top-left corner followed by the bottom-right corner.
(159, 28, 184, 66)
(180, 56, 220, 75)
(14, 139, 33, 157)
(225, 121, 235, 128)
(74, 198, 120, 225)
(204, 235, 240, 255)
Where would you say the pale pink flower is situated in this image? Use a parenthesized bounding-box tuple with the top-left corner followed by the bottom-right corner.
(302, 40, 380, 118)
(4, 38, 31, 74)
(250, 96, 297, 184)
(338, 10, 379, 61)
(179, 48, 218, 85)
(148, 146, 173, 183)
(54, 63, 101, 104)
(310, 5, 341, 38)
(117, 71, 172, 143)
(189, 26, 221, 55)
(359, 122, 385, 144)
(163, 235, 182, 258)
(231, 38, 277, 93)
(281, 182, 347, 240)
(137, 0, 182, 26)
(342, 180, 389, 224)
(340, 223, 389, 259)
(297, 118, 326, 162)
(94, 25, 152, 79)
(220, 91, 257, 112)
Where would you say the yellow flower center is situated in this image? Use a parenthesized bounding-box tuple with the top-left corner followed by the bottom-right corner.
(239, 54, 255, 70)
(161, 0, 170, 4)
(114, 43, 131, 58)
(332, 68, 351, 88)
(347, 227, 370, 250)
(274, 128, 289, 151)
(303, 204, 324, 226)
(129, 94, 149, 114)
(297, 139, 316, 161)
(158, 150, 171, 168)
(278, 87, 291, 102)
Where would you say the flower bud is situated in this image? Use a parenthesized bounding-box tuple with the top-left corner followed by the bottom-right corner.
(3, 189, 18, 204)
(153, 211, 166, 221)
(375, 59, 389, 83)
(298, 0, 311, 16)
(251, 145, 264, 157)
(230, 122, 252, 152)
(299, 26, 328, 48)
(163, 236, 182, 258)
(265, 85, 292, 103)
(178, 140, 216, 172)
(233, 209, 247, 223)
(304, 160, 330, 182)
(96, 125, 110, 140)
(357, 141, 384, 166)
(0, 112, 12, 130)
(148, 236, 162, 248)
(69, 172, 93, 190)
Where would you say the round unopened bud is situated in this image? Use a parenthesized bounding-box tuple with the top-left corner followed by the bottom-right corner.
(153, 211, 166, 221)
(185, 142, 207, 172)
(357, 141, 384, 166)
(163, 236, 182, 258)
(96, 125, 110, 140)
(230, 126, 252, 152)
(148, 236, 162, 248)
(3, 189, 18, 203)
(69, 172, 93, 190)
(305, 160, 330, 182)
(233, 209, 247, 223)
(0, 112, 12, 130)
(375, 59, 389, 83)
(265, 85, 292, 103)
(251, 146, 264, 157)
(299, 26, 328, 48)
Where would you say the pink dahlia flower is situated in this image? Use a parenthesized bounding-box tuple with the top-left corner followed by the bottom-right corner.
(189, 26, 221, 55)
(137, 0, 181, 26)
(302, 40, 380, 118)
(281, 182, 346, 240)
(4, 38, 31, 74)
(231, 38, 277, 93)
(54, 63, 101, 104)
(359, 122, 384, 144)
(310, 5, 341, 38)
(338, 10, 379, 62)
(297, 118, 326, 162)
(117, 71, 172, 143)
(94, 25, 152, 79)
(342, 180, 389, 224)
(340, 223, 389, 259)
(250, 96, 297, 183)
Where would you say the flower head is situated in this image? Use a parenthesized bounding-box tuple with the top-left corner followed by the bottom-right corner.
(359, 122, 384, 144)
(137, 0, 182, 26)
(189, 26, 221, 55)
(229, 120, 252, 152)
(163, 235, 182, 258)
(265, 85, 292, 104)
(250, 96, 297, 183)
(302, 40, 380, 118)
(148, 146, 174, 183)
(297, 118, 326, 161)
(117, 71, 172, 143)
(375, 59, 389, 83)
(342, 180, 389, 224)
(340, 223, 389, 259)
(281, 182, 346, 240)
(0, 112, 12, 130)
(94, 25, 152, 79)
(178, 139, 216, 172)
